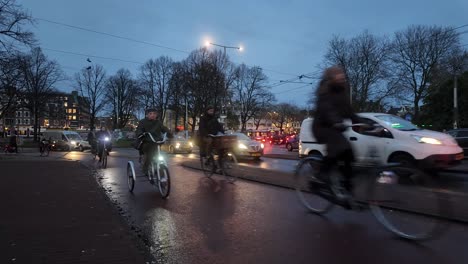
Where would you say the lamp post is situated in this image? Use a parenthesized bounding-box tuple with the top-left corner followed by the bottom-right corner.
(205, 41, 242, 129)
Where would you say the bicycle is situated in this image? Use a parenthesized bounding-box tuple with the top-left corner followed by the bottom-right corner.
(39, 140, 51, 157)
(200, 134, 239, 183)
(294, 124, 447, 241)
(95, 137, 110, 169)
(127, 132, 170, 198)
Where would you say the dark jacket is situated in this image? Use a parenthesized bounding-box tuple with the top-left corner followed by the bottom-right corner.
(312, 79, 360, 159)
(198, 114, 224, 138)
(136, 118, 171, 142)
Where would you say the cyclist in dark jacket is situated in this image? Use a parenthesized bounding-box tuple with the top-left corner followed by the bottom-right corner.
(198, 106, 224, 157)
(312, 66, 362, 192)
(136, 108, 172, 173)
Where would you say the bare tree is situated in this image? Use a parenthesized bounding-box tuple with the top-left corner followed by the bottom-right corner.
(232, 64, 273, 132)
(324, 31, 393, 111)
(75, 64, 106, 129)
(182, 48, 227, 132)
(390, 25, 460, 121)
(105, 69, 139, 129)
(139, 56, 174, 121)
(0, 52, 21, 119)
(271, 103, 298, 132)
(19, 48, 63, 141)
(0, 0, 35, 53)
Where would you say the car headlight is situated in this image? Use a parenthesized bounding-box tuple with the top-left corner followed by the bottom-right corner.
(189, 141, 193, 147)
(238, 143, 248, 149)
(70, 140, 76, 145)
(411, 135, 442, 145)
(260, 143, 264, 149)
(104, 137, 110, 141)
(176, 142, 181, 149)
(158, 155, 165, 161)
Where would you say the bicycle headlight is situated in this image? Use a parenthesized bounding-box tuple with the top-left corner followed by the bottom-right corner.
(104, 137, 110, 141)
(411, 135, 442, 145)
(158, 155, 164, 161)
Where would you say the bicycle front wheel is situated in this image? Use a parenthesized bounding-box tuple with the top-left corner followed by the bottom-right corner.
(294, 157, 334, 214)
(127, 161, 136, 192)
(221, 152, 238, 183)
(157, 164, 171, 198)
(368, 166, 447, 241)
(101, 149, 108, 169)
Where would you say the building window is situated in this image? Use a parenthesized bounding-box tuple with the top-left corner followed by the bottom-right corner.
(64, 102, 68, 107)
(17, 119, 21, 125)
(24, 112, 29, 117)
(72, 115, 77, 120)
(73, 109, 77, 113)
(68, 116, 73, 120)
(16, 112, 21, 117)
(25, 119, 29, 125)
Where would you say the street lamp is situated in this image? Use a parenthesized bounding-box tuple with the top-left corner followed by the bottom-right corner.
(206, 42, 242, 55)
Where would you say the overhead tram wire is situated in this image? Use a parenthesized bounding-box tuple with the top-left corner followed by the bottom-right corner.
(42, 48, 145, 65)
(36, 17, 307, 79)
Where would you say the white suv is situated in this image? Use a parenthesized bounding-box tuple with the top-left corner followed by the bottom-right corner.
(299, 113, 464, 169)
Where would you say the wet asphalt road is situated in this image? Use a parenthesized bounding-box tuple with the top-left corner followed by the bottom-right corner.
(57, 148, 468, 264)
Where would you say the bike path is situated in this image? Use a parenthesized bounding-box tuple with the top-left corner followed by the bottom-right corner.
(0, 160, 154, 264)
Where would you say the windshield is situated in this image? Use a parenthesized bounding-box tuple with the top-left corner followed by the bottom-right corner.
(375, 115, 420, 131)
(65, 133, 83, 140)
(233, 133, 250, 140)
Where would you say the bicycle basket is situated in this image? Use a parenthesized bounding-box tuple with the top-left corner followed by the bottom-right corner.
(212, 135, 237, 150)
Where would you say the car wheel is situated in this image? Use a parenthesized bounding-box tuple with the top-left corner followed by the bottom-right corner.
(388, 153, 415, 167)
(79, 145, 84, 152)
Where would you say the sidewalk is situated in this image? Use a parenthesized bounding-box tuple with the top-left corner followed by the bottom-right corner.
(0, 160, 154, 264)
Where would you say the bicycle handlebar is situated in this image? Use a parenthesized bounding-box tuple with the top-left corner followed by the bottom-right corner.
(140, 132, 167, 144)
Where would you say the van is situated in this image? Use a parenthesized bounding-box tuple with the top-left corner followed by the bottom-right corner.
(41, 130, 87, 151)
(299, 113, 464, 169)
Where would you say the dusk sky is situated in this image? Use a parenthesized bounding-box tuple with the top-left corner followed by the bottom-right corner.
(18, 0, 468, 108)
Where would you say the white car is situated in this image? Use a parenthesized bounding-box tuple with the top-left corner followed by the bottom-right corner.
(299, 113, 464, 169)
(228, 132, 265, 160)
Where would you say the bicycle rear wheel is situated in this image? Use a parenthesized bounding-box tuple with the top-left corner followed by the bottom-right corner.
(157, 164, 171, 198)
(294, 157, 334, 214)
(368, 166, 447, 241)
(200, 155, 215, 177)
(221, 152, 238, 183)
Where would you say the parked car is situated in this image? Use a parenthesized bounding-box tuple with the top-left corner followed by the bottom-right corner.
(299, 113, 464, 169)
(229, 132, 264, 160)
(161, 134, 193, 154)
(446, 128, 468, 156)
(285, 134, 299, 151)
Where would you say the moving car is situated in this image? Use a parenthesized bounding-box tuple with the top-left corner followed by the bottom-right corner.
(41, 130, 89, 151)
(446, 128, 468, 156)
(229, 132, 264, 160)
(161, 134, 193, 154)
(285, 134, 299, 151)
(299, 113, 464, 169)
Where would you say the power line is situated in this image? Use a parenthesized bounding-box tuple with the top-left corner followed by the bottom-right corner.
(36, 17, 311, 78)
(273, 83, 312, 95)
(42, 47, 145, 65)
(36, 18, 190, 54)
